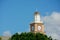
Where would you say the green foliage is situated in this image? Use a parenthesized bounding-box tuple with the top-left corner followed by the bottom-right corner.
(10, 32, 52, 40)
(48, 36, 53, 40)
(0, 37, 1, 40)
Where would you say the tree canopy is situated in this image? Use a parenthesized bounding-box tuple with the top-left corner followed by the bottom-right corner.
(10, 32, 52, 40)
(0, 37, 1, 40)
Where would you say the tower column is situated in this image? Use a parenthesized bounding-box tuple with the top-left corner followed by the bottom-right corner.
(30, 11, 45, 34)
(34, 12, 41, 23)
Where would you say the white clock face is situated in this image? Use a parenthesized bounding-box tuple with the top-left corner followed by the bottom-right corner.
(38, 26, 41, 31)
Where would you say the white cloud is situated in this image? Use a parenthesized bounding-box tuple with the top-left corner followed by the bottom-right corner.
(50, 33, 60, 40)
(18, 32, 21, 34)
(42, 12, 60, 40)
(3, 31, 11, 37)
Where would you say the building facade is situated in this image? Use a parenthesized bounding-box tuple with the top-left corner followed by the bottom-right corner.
(30, 11, 45, 34)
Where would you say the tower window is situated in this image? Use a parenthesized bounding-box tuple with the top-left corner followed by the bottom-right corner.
(32, 26, 34, 31)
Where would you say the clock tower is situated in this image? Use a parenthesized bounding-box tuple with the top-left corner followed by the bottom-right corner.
(30, 11, 45, 34)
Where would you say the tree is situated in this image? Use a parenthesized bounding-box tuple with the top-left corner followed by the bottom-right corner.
(0, 37, 1, 40)
(10, 32, 53, 40)
(48, 36, 53, 40)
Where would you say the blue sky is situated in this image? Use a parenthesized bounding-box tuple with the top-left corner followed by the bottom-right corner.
(0, 0, 60, 36)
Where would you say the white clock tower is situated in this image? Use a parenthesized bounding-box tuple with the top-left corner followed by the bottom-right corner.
(30, 11, 45, 34)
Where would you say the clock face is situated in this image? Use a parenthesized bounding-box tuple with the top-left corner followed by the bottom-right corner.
(38, 26, 41, 31)
(32, 26, 34, 31)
